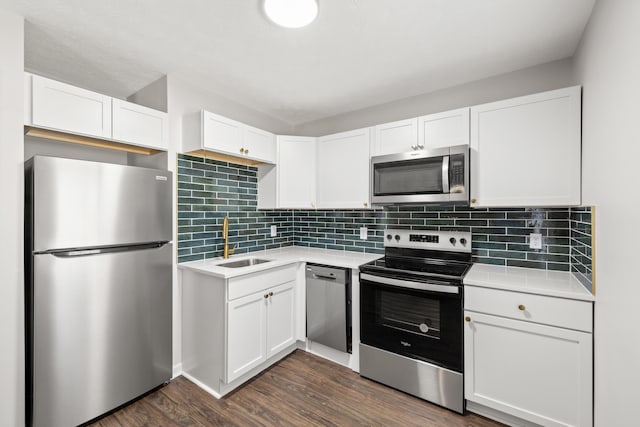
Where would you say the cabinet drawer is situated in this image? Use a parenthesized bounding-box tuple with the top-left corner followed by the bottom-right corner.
(228, 264, 297, 301)
(465, 286, 592, 332)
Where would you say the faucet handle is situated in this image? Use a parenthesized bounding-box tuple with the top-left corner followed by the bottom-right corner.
(228, 244, 237, 255)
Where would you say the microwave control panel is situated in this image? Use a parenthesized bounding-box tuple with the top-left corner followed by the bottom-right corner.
(449, 154, 466, 193)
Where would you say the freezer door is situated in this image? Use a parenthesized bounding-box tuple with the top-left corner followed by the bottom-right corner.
(29, 156, 172, 252)
(31, 244, 172, 427)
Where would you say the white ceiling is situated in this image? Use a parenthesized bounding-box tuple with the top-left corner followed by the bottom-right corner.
(0, 0, 594, 126)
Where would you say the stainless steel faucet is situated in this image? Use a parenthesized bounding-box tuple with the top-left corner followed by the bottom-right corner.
(222, 216, 236, 259)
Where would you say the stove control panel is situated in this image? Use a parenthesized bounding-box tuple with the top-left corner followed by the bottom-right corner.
(409, 234, 439, 243)
(384, 229, 472, 253)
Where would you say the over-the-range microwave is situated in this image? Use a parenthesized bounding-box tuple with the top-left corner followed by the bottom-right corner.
(370, 144, 469, 205)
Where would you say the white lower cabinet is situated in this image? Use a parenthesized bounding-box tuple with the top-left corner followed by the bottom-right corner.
(226, 291, 268, 382)
(464, 287, 593, 427)
(181, 264, 298, 397)
(226, 281, 295, 383)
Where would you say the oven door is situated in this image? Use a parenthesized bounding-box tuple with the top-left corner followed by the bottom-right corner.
(360, 272, 463, 373)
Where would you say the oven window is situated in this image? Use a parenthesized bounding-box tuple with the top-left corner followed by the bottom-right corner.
(373, 156, 444, 196)
(380, 290, 441, 340)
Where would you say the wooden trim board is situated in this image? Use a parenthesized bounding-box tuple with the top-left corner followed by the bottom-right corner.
(24, 126, 161, 156)
(185, 149, 265, 166)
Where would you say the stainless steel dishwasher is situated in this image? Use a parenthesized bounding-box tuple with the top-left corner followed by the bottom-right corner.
(306, 263, 352, 353)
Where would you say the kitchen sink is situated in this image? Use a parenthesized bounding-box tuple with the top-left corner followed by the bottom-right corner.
(217, 258, 271, 268)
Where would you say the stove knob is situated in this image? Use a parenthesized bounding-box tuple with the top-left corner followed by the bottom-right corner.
(449, 237, 457, 245)
(460, 238, 467, 245)
(386, 234, 392, 240)
(394, 234, 401, 241)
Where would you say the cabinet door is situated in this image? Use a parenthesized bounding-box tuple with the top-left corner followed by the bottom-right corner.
(464, 311, 592, 427)
(202, 111, 243, 156)
(373, 118, 418, 156)
(112, 99, 168, 150)
(243, 125, 276, 163)
(418, 108, 469, 150)
(226, 291, 267, 383)
(31, 75, 111, 139)
(470, 86, 581, 207)
(278, 136, 317, 208)
(266, 281, 296, 358)
(317, 128, 371, 209)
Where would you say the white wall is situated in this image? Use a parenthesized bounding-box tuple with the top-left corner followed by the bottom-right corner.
(294, 58, 576, 136)
(168, 76, 294, 135)
(572, 1, 640, 425)
(0, 9, 24, 427)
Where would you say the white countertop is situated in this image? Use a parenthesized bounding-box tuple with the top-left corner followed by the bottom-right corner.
(463, 263, 595, 301)
(178, 246, 382, 279)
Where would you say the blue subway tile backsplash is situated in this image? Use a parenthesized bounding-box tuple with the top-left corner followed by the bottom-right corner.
(177, 154, 592, 284)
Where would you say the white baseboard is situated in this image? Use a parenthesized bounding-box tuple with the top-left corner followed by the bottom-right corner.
(172, 363, 183, 379)
(181, 371, 223, 399)
(303, 340, 352, 369)
(466, 401, 540, 427)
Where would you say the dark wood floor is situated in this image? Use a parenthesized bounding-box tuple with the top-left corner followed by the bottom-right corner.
(90, 350, 504, 426)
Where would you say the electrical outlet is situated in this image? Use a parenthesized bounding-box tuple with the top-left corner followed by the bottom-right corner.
(360, 227, 368, 240)
(529, 233, 542, 249)
(270, 225, 277, 237)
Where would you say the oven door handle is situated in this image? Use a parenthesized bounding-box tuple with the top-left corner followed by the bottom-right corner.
(360, 273, 459, 294)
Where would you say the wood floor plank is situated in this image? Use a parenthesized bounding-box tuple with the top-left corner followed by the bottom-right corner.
(89, 350, 504, 427)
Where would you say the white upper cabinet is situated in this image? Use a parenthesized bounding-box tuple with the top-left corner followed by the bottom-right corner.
(317, 127, 371, 209)
(243, 124, 277, 163)
(29, 74, 112, 139)
(277, 136, 317, 209)
(201, 111, 243, 155)
(470, 86, 581, 207)
(111, 99, 168, 150)
(25, 73, 168, 152)
(418, 107, 470, 150)
(184, 110, 276, 164)
(373, 118, 418, 156)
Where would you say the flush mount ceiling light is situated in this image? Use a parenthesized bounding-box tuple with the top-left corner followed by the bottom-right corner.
(263, 0, 318, 29)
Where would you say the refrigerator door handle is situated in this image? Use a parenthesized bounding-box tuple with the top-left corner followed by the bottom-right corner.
(45, 241, 169, 258)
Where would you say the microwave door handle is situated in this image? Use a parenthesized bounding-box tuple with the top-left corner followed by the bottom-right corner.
(442, 155, 450, 193)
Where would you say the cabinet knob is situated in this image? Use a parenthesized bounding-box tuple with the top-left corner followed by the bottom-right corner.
(363, 202, 368, 207)
(245, 149, 249, 155)
(417, 144, 424, 149)
(470, 198, 477, 204)
(465, 316, 471, 322)
(518, 304, 526, 311)
(240, 148, 246, 154)
(264, 293, 269, 299)
(269, 291, 274, 297)
(411, 144, 418, 150)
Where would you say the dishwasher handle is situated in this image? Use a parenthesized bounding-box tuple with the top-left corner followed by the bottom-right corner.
(312, 273, 337, 281)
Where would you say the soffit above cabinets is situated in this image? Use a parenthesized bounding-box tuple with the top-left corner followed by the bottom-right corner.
(3, 0, 595, 126)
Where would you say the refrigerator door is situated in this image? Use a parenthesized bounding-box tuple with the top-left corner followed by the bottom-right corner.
(31, 243, 172, 427)
(30, 156, 172, 252)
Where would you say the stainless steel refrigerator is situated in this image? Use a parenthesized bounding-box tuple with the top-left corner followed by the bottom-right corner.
(25, 156, 173, 427)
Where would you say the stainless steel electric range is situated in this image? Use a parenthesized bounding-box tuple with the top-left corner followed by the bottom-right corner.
(359, 229, 472, 414)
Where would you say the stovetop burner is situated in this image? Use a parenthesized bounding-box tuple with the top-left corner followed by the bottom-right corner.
(360, 229, 473, 283)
